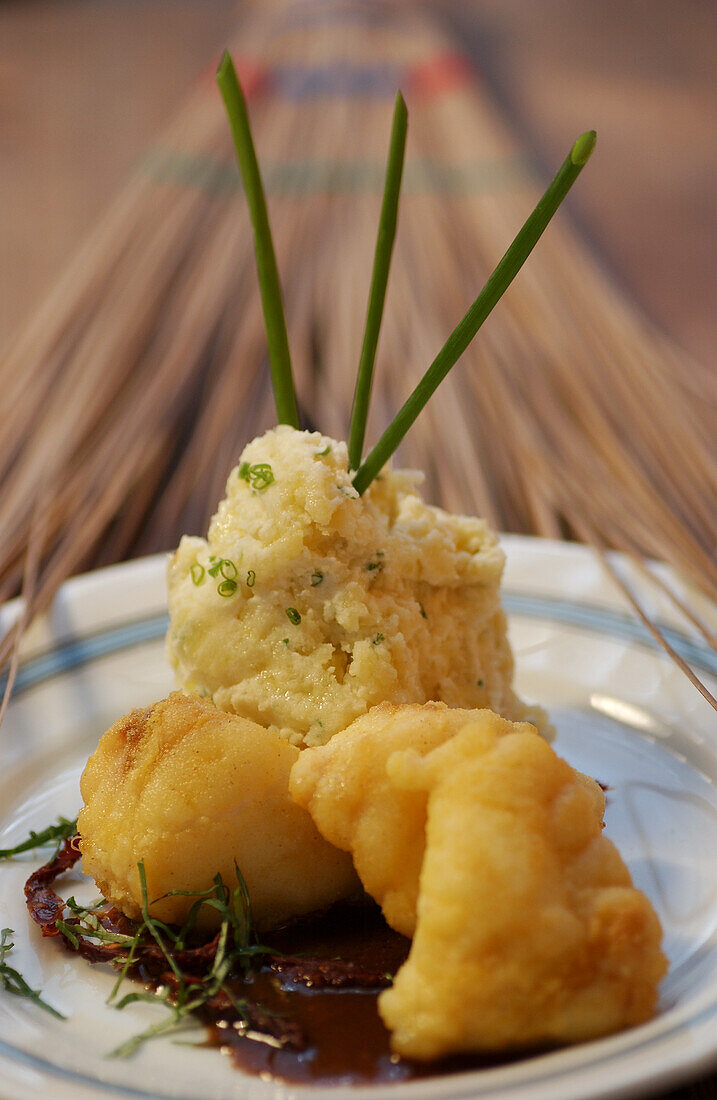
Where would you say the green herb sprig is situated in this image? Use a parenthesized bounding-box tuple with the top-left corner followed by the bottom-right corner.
(348, 91, 408, 471)
(351, 131, 596, 494)
(107, 861, 268, 1058)
(217, 53, 299, 429)
(0, 816, 77, 860)
(0, 928, 65, 1018)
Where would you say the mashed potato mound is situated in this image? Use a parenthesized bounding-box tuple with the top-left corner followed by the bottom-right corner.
(377, 720, 667, 1058)
(167, 426, 546, 747)
(290, 702, 535, 937)
(78, 692, 359, 931)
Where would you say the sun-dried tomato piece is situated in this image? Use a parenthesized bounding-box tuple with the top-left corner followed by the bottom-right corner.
(268, 953, 392, 989)
(24, 836, 81, 936)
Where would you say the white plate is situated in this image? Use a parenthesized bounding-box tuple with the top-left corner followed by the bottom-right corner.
(1, 537, 716, 1100)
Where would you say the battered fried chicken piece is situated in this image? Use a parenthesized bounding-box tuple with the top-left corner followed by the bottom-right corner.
(378, 722, 667, 1058)
(290, 702, 538, 936)
(78, 692, 358, 931)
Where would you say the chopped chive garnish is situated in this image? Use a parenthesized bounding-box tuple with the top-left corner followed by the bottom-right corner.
(311, 571, 324, 586)
(315, 444, 331, 457)
(239, 461, 275, 491)
(246, 569, 256, 588)
(352, 131, 596, 494)
(217, 52, 299, 429)
(190, 563, 205, 586)
(348, 92, 408, 471)
(286, 607, 301, 625)
(208, 557, 239, 597)
(372, 633, 385, 645)
(477, 678, 485, 687)
(209, 557, 236, 577)
(252, 464, 274, 490)
(418, 601, 428, 620)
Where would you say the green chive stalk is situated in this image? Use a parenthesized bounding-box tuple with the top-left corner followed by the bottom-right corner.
(348, 92, 408, 471)
(216, 51, 300, 429)
(352, 130, 597, 495)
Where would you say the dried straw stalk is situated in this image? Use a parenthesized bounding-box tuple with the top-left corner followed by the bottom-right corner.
(1, 0, 715, 709)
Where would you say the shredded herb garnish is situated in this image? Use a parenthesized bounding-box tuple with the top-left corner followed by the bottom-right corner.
(65, 894, 106, 914)
(105, 860, 272, 1059)
(372, 633, 385, 645)
(0, 928, 66, 1018)
(246, 569, 256, 588)
(311, 571, 324, 586)
(0, 816, 77, 860)
(190, 563, 205, 586)
(286, 607, 302, 625)
(238, 461, 275, 491)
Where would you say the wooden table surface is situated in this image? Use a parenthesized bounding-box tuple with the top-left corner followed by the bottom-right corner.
(0, 2, 715, 1098)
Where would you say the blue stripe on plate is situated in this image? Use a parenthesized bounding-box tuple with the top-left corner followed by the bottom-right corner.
(2, 596, 715, 700)
(502, 594, 717, 678)
(2, 614, 169, 697)
(0, 1037, 178, 1100)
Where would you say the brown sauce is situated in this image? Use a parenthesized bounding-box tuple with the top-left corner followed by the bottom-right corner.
(198, 903, 546, 1085)
(26, 839, 549, 1086)
(205, 903, 413, 1084)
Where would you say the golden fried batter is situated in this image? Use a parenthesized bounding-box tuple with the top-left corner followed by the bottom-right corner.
(290, 702, 537, 936)
(379, 721, 667, 1058)
(78, 692, 358, 931)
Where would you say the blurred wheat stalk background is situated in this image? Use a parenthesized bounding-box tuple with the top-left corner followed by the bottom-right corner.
(0, 0, 715, 708)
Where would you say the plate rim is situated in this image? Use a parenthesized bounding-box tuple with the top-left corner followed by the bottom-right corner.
(1, 537, 716, 1100)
